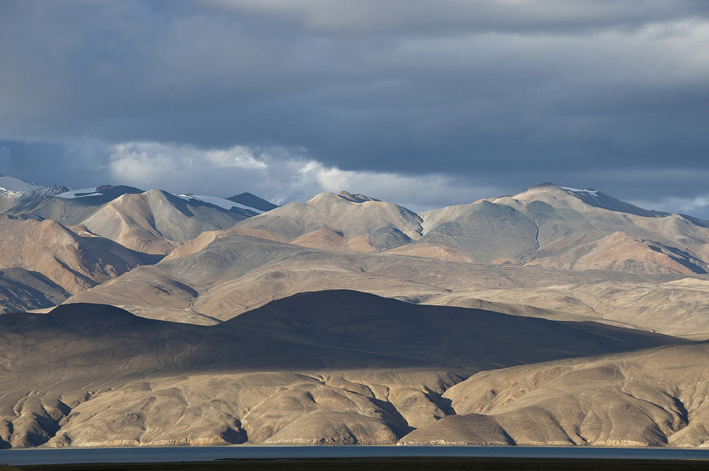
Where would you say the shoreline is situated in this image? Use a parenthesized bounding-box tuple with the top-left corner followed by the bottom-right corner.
(8, 456, 709, 471)
(3, 446, 708, 470)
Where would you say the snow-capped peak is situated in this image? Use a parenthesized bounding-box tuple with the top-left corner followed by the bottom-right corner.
(0, 174, 44, 194)
(0, 174, 69, 199)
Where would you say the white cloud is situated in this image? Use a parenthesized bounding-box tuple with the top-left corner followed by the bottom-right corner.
(204, 0, 709, 36)
(108, 142, 270, 188)
(312, 167, 499, 211)
(630, 195, 709, 219)
(110, 142, 265, 174)
(107, 141, 500, 211)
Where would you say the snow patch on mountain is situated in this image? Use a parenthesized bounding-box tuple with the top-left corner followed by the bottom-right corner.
(55, 187, 103, 199)
(561, 187, 599, 196)
(178, 194, 264, 214)
(54, 185, 264, 214)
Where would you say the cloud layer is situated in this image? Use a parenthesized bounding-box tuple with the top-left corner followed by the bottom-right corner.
(105, 141, 496, 211)
(1, 1, 708, 215)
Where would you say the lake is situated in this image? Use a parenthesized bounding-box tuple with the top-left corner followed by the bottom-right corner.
(2, 445, 708, 466)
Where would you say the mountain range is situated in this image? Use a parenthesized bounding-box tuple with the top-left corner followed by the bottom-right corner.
(0, 173, 708, 448)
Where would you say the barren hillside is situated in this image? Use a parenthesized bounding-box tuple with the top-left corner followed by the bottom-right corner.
(0, 292, 687, 448)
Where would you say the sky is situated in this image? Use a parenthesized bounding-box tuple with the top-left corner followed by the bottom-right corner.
(1, 0, 708, 216)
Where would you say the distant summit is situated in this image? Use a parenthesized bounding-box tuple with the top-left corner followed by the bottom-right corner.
(561, 185, 668, 218)
(0, 173, 269, 255)
(227, 192, 278, 212)
(519, 183, 668, 218)
(0, 174, 69, 197)
(0, 175, 70, 212)
(0, 174, 44, 193)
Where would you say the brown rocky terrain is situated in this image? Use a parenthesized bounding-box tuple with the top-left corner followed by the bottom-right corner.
(411, 184, 709, 272)
(2, 182, 709, 449)
(235, 191, 423, 252)
(402, 342, 709, 447)
(0, 185, 263, 308)
(7, 183, 709, 324)
(0, 215, 159, 295)
(224, 184, 709, 277)
(424, 276, 709, 340)
(72, 190, 257, 255)
(66, 231, 709, 339)
(0, 293, 688, 448)
(3, 186, 259, 256)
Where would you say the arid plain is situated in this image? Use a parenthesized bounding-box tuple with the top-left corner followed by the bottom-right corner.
(1, 179, 708, 449)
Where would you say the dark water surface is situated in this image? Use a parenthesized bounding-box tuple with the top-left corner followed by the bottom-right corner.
(2, 446, 708, 466)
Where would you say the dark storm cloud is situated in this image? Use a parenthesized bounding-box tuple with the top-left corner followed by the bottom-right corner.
(0, 0, 708, 215)
(0, 139, 110, 190)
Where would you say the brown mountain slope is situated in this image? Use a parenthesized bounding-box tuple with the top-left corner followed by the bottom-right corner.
(190, 262, 447, 321)
(0, 215, 159, 294)
(65, 231, 709, 338)
(63, 265, 215, 324)
(527, 231, 707, 274)
(60, 232, 565, 319)
(0, 292, 686, 448)
(235, 191, 423, 252)
(425, 276, 709, 340)
(66, 234, 452, 320)
(3, 185, 260, 256)
(79, 189, 252, 254)
(228, 184, 709, 276)
(402, 342, 709, 447)
(414, 200, 540, 263)
(412, 184, 709, 274)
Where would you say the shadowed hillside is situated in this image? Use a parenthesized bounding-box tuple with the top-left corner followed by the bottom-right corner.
(2, 181, 709, 449)
(67, 231, 709, 338)
(0, 291, 688, 448)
